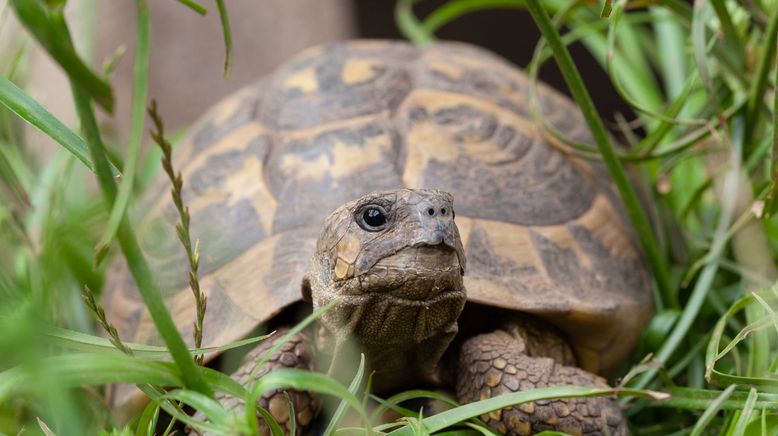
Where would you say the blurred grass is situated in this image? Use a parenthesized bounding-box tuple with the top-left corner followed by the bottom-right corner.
(0, 0, 777, 434)
(95, 0, 150, 266)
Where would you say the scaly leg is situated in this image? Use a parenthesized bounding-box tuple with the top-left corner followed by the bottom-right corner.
(455, 319, 626, 435)
(205, 327, 320, 435)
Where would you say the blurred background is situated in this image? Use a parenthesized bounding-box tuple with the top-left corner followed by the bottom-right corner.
(5, 0, 632, 155)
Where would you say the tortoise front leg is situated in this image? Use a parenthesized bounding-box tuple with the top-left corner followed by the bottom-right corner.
(209, 327, 321, 435)
(455, 320, 626, 435)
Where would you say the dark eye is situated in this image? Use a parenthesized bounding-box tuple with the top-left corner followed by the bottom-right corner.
(356, 205, 389, 232)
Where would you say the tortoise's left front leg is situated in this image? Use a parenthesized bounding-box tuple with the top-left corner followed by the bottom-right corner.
(455, 320, 626, 435)
(195, 327, 320, 435)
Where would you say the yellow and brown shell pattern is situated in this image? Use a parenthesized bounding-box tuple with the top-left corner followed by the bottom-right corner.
(103, 40, 652, 379)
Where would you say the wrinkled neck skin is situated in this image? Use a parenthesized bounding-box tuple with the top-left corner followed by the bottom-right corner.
(308, 251, 466, 391)
(306, 189, 468, 392)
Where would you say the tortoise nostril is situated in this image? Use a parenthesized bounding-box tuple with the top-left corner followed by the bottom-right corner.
(427, 208, 435, 216)
(441, 208, 447, 215)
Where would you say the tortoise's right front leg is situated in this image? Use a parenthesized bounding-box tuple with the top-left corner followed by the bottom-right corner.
(217, 327, 321, 435)
(455, 321, 626, 435)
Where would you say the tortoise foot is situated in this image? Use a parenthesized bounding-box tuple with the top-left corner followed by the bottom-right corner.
(455, 323, 626, 436)
(201, 327, 320, 435)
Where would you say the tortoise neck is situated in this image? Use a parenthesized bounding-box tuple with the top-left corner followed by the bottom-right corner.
(318, 318, 462, 393)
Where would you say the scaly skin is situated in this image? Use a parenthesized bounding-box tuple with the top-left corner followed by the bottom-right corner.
(196, 328, 320, 435)
(456, 321, 625, 435)
(307, 189, 466, 392)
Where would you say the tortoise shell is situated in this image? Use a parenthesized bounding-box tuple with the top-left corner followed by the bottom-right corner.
(103, 40, 652, 382)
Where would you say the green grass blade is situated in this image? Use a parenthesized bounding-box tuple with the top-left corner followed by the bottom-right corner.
(606, 2, 697, 131)
(72, 82, 212, 397)
(250, 298, 338, 379)
(650, 7, 687, 98)
(752, 292, 778, 337)
(421, 0, 524, 34)
(524, 8, 691, 162)
(9, 0, 114, 112)
(38, 322, 270, 358)
(51, 5, 208, 391)
(0, 352, 244, 400)
(659, 387, 778, 411)
(709, 0, 746, 65)
(0, 75, 98, 173)
(370, 397, 422, 424)
(713, 318, 775, 368)
(0, 139, 31, 206)
(744, 2, 778, 149)
(0, 366, 24, 401)
(691, 0, 716, 103)
(214, 0, 233, 78)
(766, 55, 778, 217)
(633, 118, 742, 390)
(286, 392, 297, 435)
(0, 354, 181, 395)
(544, 3, 665, 121)
(134, 400, 160, 436)
(689, 384, 736, 436)
(463, 422, 500, 435)
(705, 295, 754, 382)
(324, 353, 365, 435)
(396, 0, 435, 45)
(386, 386, 663, 435)
(524, 0, 675, 308)
(248, 368, 370, 430)
(370, 390, 459, 423)
(660, 0, 747, 87)
(247, 401, 283, 436)
(606, 1, 663, 124)
(730, 387, 759, 436)
(703, 291, 778, 388)
(176, 0, 207, 15)
(162, 390, 229, 426)
(635, 73, 701, 154)
(421, 0, 661, 122)
(95, 0, 150, 265)
(145, 392, 226, 434)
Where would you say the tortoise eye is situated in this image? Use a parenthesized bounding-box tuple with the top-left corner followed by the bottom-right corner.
(356, 205, 389, 232)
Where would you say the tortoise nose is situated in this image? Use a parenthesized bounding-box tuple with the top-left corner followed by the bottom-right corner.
(417, 200, 455, 245)
(424, 205, 450, 218)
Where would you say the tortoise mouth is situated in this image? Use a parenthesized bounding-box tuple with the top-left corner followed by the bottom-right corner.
(362, 244, 463, 301)
(316, 244, 467, 348)
(378, 244, 459, 268)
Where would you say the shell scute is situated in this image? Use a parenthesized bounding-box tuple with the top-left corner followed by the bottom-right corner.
(267, 118, 404, 233)
(397, 90, 596, 226)
(260, 43, 418, 131)
(188, 86, 261, 160)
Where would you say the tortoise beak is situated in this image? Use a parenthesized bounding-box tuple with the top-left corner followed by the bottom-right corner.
(415, 225, 465, 276)
(412, 197, 466, 275)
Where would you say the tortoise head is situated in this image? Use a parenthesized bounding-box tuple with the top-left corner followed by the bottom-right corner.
(304, 189, 467, 347)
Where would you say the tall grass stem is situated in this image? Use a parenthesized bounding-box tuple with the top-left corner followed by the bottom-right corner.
(95, 0, 150, 265)
(524, 0, 676, 308)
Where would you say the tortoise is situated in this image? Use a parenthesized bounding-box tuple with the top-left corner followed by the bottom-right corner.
(103, 40, 653, 435)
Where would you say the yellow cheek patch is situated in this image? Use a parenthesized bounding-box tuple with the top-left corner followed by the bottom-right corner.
(333, 234, 361, 280)
(336, 234, 361, 263)
(334, 258, 351, 280)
